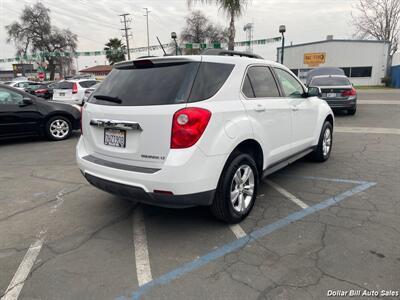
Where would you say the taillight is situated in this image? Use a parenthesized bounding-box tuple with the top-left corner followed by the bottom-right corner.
(171, 107, 211, 149)
(72, 82, 78, 94)
(35, 89, 47, 93)
(342, 88, 357, 97)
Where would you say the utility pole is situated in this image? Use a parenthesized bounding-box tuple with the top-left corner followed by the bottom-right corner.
(143, 8, 151, 56)
(120, 13, 132, 60)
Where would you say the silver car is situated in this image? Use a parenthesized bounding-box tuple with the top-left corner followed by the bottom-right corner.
(309, 75, 357, 115)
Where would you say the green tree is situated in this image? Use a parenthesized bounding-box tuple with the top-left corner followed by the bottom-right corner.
(5, 2, 77, 80)
(104, 38, 126, 65)
(181, 11, 227, 43)
(187, 0, 249, 50)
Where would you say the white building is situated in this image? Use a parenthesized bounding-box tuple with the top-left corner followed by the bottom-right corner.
(277, 37, 390, 86)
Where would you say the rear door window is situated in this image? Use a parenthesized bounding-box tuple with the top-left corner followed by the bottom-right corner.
(242, 74, 255, 98)
(188, 62, 234, 102)
(242, 66, 280, 98)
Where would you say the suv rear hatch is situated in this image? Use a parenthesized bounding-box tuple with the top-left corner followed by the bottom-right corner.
(83, 57, 234, 169)
(53, 81, 75, 100)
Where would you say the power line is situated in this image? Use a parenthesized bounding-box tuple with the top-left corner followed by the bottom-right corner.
(120, 13, 132, 60)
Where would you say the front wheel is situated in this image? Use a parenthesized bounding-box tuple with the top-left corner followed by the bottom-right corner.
(311, 121, 333, 162)
(211, 153, 259, 223)
(45, 116, 72, 141)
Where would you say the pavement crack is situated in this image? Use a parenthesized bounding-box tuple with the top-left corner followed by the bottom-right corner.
(0, 184, 83, 224)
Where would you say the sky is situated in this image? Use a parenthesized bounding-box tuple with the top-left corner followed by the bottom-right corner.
(0, 0, 359, 71)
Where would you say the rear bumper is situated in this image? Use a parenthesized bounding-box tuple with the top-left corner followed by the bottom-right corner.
(76, 137, 226, 207)
(323, 97, 357, 109)
(84, 173, 215, 208)
(52, 96, 83, 105)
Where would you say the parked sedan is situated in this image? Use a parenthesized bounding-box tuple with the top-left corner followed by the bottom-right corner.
(0, 84, 80, 141)
(309, 75, 357, 115)
(7, 81, 39, 91)
(24, 82, 54, 100)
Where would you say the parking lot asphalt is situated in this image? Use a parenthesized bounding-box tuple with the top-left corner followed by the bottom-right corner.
(1, 90, 399, 300)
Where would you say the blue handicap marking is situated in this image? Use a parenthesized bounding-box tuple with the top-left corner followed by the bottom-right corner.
(116, 176, 376, 300)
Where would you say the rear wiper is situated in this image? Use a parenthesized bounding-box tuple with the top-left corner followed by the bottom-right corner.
(93, 95, 122, 104)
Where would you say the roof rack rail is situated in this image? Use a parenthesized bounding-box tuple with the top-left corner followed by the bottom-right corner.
(201, 49, 263, 59)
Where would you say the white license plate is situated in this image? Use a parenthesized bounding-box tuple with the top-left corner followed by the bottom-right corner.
(59, 92, 65, 97)
(104, 129, 126, 148)
(327, 93, 337, 98)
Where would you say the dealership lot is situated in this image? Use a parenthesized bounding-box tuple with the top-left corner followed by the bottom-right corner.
(0, 90, 399, 300)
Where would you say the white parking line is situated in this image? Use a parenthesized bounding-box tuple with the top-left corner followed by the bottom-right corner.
(266, 180, 309, 209)
(133, 206, 153, 286)
(358, 100, 400, 105)
(335, 127, 400, 135)
(1, 189, 68, 300)
(1, 238, 44, 300)
(229, 224, 247, 239)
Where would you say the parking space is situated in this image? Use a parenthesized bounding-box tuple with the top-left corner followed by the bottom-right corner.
(1, 90, 399, 300)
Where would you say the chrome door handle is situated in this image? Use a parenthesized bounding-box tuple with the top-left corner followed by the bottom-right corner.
(254, 105, 266, 112)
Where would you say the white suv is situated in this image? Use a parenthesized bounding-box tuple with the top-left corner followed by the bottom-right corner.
(53, 79, 98, 105)
(76, 52, 334, 223)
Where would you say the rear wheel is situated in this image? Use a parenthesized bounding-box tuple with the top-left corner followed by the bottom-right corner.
(311, 121, 333, 162)
(211, 153, 259, 223)
(45, 116, 72, 141)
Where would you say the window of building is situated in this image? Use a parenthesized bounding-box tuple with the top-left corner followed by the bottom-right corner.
(340, 67, 351, 77)
(350, 66, 372, 77)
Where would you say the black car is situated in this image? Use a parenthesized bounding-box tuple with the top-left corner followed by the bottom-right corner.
(24, 82, 54, 100)
(0, 84, 80, 141)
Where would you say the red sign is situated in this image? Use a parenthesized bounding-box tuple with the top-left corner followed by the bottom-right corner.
(38, 72, 45, 80)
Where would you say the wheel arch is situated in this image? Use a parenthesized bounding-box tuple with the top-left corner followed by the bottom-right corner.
(224, 139, 264, 176)
(42, 111, 76, 132)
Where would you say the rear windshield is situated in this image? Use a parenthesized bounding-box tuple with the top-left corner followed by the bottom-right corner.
(310, 77, 350, 86)
(88, 61, 234, 106)
(54, 81, 74, 89)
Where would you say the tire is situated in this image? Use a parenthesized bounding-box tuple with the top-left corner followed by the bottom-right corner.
(211, 153, 259, 223)
(347, 106, 357, 115)
(311, 121, 333, 162)
(45, 116, 72, 141)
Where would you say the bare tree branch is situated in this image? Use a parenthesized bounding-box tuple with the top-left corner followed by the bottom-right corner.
(352, 0, 400, 56)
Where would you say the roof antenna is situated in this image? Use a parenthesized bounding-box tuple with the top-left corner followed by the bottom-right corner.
(156, 36, 167, 56)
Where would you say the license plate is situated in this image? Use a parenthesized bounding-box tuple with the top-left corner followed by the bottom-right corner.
(104, 129, 126, 148)
(59, 92, 65, 96)
(327, 93, 337, 98)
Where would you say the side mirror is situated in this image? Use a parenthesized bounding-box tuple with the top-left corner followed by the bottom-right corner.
(21, 97, 33, 105)
(307, 87, 322, 98)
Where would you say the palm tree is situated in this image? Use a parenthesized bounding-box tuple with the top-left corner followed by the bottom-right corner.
(104, 38, 126, 65)
(187, 0, 248, 50)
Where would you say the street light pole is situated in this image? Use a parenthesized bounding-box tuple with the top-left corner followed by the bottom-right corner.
(171, 32, 178, 55)
(143, 8, 151, 56)
(279, 25, 286, 65)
